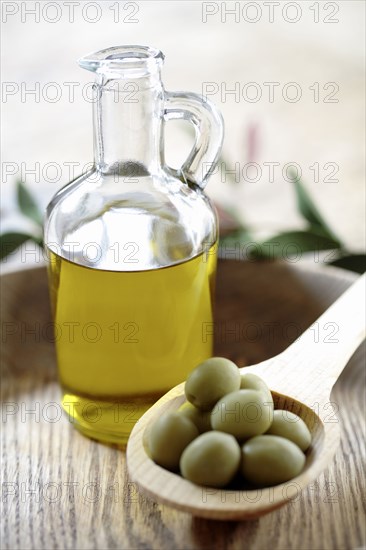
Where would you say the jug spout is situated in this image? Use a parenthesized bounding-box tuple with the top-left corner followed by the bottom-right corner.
(78, 45, 165, 77)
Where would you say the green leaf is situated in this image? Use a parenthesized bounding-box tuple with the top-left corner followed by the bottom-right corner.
(219, 229, 253, 259)
(288, 169, 341, 244)
(31, 235, 44, 248)
(17, 180, 43, 226)
(0, 232, 33, 260)
(219, 228, 253, 247)
(328, 254, 366, 274)
(253, 229, 342, 259)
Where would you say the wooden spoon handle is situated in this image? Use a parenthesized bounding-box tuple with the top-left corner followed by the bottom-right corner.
(247, 273, 365, 404)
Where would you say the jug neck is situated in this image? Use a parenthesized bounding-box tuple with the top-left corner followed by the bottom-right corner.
(93, 72, 163, 176)
(79, 46, 166, 177)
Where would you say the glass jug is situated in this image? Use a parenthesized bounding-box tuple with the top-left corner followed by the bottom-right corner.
(44, 46, 224, 444)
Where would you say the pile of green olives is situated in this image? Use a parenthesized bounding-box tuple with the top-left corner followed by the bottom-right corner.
(147, 357, 311, 488)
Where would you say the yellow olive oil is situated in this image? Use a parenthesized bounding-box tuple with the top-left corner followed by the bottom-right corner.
(47, 246, 217, 444)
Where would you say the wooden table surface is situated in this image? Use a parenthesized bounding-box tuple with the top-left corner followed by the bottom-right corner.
(1, 260, 365, 550)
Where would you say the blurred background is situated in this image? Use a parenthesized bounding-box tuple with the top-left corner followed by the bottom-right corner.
(1, 0, 365, 265)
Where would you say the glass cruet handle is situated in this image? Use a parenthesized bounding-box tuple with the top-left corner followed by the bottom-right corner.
(163, 92, 224, 189)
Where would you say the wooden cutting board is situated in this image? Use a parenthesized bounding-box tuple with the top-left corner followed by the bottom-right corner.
(1, 260, 365, 550)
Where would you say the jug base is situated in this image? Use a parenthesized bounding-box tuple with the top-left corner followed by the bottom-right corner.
(61, 390, 160, 445)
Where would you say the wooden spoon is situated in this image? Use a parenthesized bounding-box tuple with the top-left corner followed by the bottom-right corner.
(126, 273, 365, 520)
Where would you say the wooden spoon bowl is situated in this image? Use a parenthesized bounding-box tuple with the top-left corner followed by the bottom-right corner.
(127, 274, 365, 520)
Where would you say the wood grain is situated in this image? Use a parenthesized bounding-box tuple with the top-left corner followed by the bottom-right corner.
(1, 260, 365, 549)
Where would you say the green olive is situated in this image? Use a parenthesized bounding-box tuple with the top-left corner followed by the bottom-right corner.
(180, 431, 241, 487)
(241, 435, 306, 486)
(148, 413, 199, 471)
(240, 373, 273, 407)
(185, 357, 241, 411)
(178, 402, 212, 433)
(266, 410, 311, 451)
(211, 389, 273, 440)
